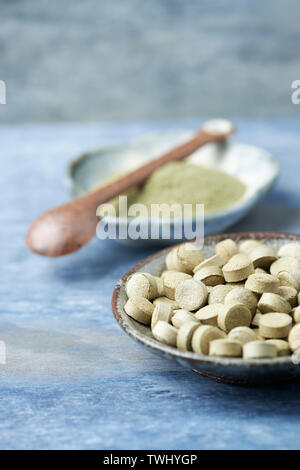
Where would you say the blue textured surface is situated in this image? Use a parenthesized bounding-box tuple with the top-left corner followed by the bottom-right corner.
(1, 118, 300, 450)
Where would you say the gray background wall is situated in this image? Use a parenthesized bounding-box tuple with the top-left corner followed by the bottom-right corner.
(0, 0, 299, 123)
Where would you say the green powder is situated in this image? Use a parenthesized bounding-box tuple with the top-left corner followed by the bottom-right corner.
(128, 161, 246, 216)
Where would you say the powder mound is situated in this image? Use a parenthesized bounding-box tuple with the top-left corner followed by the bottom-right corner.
(131, 162, 246, 215)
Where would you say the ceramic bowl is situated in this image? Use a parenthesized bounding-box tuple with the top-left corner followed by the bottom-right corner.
(112, 232, 300, 385)
(68, 130, 279, 246)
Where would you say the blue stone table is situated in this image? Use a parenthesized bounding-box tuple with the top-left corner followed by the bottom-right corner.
(1, 118, 300, 450)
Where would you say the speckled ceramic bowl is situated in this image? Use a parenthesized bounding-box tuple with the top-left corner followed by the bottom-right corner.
(112, 232, 300, 385)
(68, 130, 279, 246)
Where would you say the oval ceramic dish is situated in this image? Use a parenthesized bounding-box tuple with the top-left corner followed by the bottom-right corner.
(68, 130, 279, 247)
(112, 232, 300, 385)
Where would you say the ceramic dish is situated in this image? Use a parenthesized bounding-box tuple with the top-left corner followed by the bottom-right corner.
(68, 130, 279, 246)
(112, 232, 300, 385)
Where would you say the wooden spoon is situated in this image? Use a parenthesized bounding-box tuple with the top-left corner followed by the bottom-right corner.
(26, 119, 234, 257)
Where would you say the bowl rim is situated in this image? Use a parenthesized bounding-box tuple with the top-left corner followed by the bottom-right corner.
(112, 231, 300, 368)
